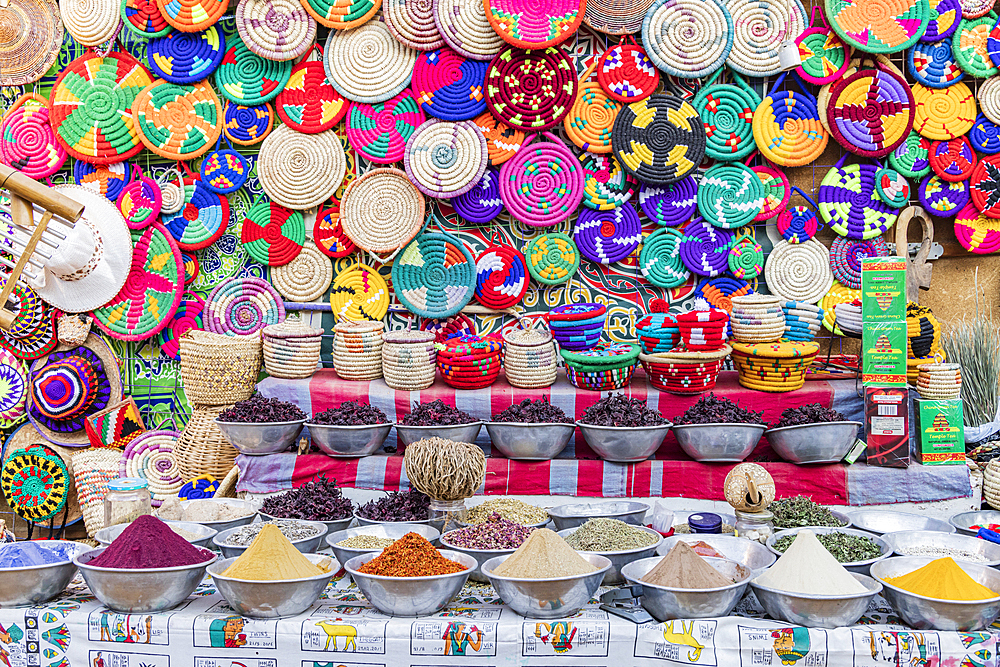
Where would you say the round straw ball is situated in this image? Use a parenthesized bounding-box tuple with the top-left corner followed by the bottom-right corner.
(642, 0, 733, 78)
(324, 21, 418, 104)
(257, 125, 346, 210)
(236, 0, 316, 62)
(765, 238, 834, 304)
(404, 119, 487, 198)
(385, 0, 444, 50)
(340, 168, 426, 253)
(60, 0, 119, 46)
(270, 240, 333, 302)
(433, 0, 504, 60)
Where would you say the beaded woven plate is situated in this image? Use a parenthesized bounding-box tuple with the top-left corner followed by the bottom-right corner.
(727, 0, 807, 77)
(122, 0, 171, 37)
(679, 219, 733, 277)
(392, 231, 475, 318)
(956, 201, 1000, 252)
(752, 165, 790, 221)
(693, 68, 761, 162)
(385, 0, 443, 50)
(0, 93, 66, 179)
(200, 145, 249, 194)
(474, 245, 528, 309)
(485, 46, 577, 131)
(889, 130, 932, 177)
(574, 203, 642, 264)
(93, 223, 184, 341)
(276, 59, 347, 134)
(818, 159, 899, 239)
(697, 163, 765, 229)
(525, 232, 579, 285)
(728, 233, 764, 279)
(580, 153, 637, 211)
(830, 236, 889, 289)
(970, 154, 1000, 217)
(240, 200, 306, 266)
(472, 111, 525, 165)
(752, 72, 829, 167)
(639, 178, 698, 226)
(452, 168, 504, 223)
(411, 47, 488, 121)
(404, 119, 487, 198)
(433, 0, 505, 60)
(909, 40, 964, 87)
(972, 113, 1000, 152)
(156, 0, 226, 31)
(642, 0, 733, 78)
(499, 131, 583, 227)
(597, 41, 659, 103)
(919, 173, 970, 215)
(0, 0, 62, 87)
(215, 37, 292, 105)
(331, 264, 389, 321)
(160, 175, 229, 251)
(117, 168, 161, 229)
(132, 79, 222, 161)
(301, 0, 379, 28)
(73, 160, 131, 200)
(324, 21, 417, 105)
(922, 0, 961, 39)
(912, 81, 977, 139)
(485, 0, 584, 48)
(954, 12, 998, 77)
(639, 227, 690, 288)
(828, 62, 914, 158)
(765, 238, 834, 303)
(205, 276, 285, 335)
(826, 0, 930, 53)
(346, 91, 424, 164)
(796, 13, 852, 84)
(339, 167, 425, 254)
(148, 26, 224, 84)
(314, 202, 356, 258)
(49, 51, 153, 164)
(223, 101, 273, 145)
(929, 135, 977, 181)
(565, 63, 621, 154)
(612, 94, 705, 185)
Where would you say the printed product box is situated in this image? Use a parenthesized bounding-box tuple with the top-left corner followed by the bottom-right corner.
(914, 398, 966, 465)
(864, 385, 909, 468)
(861, 257, 906, 322)
(862, 321, 907, 385)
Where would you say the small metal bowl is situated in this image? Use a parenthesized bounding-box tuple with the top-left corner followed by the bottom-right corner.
(258, 511, 353, 535)
(327, 523, 441, 568)
(557, 525, 663, 585)
(751, 573, 882, 628)
(482, 553, 611, 619)
(622, 556, 751, 621)
(96, 521, 218, 549)
(214, 418, 307, 456)
(439, 530, 521, 583)
(485, 422, 575, 460)
(306, 422, 393, 457)
(156, 498, 259, 533)
(354, 512, 432, 527)
(213, 521, 329, 558)
(658, 535, 776, 577)
(950, 510, 1000, 536)
(765, 527, 891, 576)
(395, 422, 483, 448)
(548, 501, 649, 531)
(882, 530, 1000, 567)
(872, 556, 1000, 630)
(74, 547, 217, 613)
(850, 510, 955, 536)
(764, 421, 862, 464)
(672, 423, 767, 462)
(207, 553, 339, 619)
(575, 422, 672, 463)
(345, 550, 477, 616)
(0, 541, 91, 607)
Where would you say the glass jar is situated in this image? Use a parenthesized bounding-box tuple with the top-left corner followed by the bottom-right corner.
(104, 478, 152, 528)
(428, 498, 467, 534)
(735, 509, 774, 543)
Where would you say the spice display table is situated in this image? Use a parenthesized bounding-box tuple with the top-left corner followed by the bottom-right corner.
(5, 571, 995, 667)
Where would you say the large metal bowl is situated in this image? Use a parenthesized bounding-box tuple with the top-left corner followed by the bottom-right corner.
(345, 550, 477, 616)
(672, 423, 767, 462)
(658, 535, 776, 577)
(327, 523, 441, 567)
(0, 541, 91, 607)
(156, 498, 259, 533)
(74, 547, 217, 613)
(557, 525, 663, 585)
(258, 511, 353, 535)
(575, 422, 672, 463)
(439, 530, 521, 583)
(306, 422, 393, 457)
(548, 501, 650, 531)
(485, 422, 575, 460)
(215, 418, 307, 455)
(765, 527, 891, 576)
(882, 530, 1000, 567)
(773, 509, 853, 532)
(751, 573, 882, 628)
(207, 553, 339, 618)
(395, 422, 483, 448)
(850, 510, 955, 535)
(213, 521, 329, 557)
(872, 556, 1000, 630)
(764, 421, 863, 464)
(96, 520, 218, 549)
(622, 556, 751, 621)
(950, 510, 1000, 536)
(354, 512, 432, 527)
(482, 553, 611, 619)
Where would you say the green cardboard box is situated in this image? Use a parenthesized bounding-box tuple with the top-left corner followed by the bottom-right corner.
(915, 398, 966, 465)
(861, 257, 906, 322)
(862, 321, 907, 385)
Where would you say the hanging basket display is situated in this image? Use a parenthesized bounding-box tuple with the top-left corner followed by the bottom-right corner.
(727, 0, 807, 77)
(888, 130, 932, 177)
(679, 219, 733, 277)
(752, 72, 829, 167)
(692, 68, 761, 162)
(330, 264, 390, 321)
(485, 45, 577, 131)
(818, 157, 900, 239)
(642, 0, 733, 78)
(826, 60, 915, 157)
(565, 63, 621, 154)
(147, 27, 225, 84)
(696, 163, 765, 229)
(499, 132, 584, 227)
(474, 245, 528, 309)
(235, 0, 316, 62)
(830, 236, 890, 289)
(580, 153, 638, 211)
(205, 276, 286, 336)
(639, 227, 690, 288)
(161, 175, 229, 251)
(472, 111, 525, 165)
(955, 201, 1000, 252)
(346, 90, 424, 164)
(918, 174, 970, 216)
(612, 94, 705, 185)
(404, 119, 488, 198)
(324, 21, 418, 104)
(0, 93, 66, 179)
(929, 135, 977, 181)
(223, 101, 273, 145)
(597, 40, 659, 103)
(912, 81, 976, 140)
(452, 168, 504, 224)
(825, 0, 930, 53)
(392, 231, 476, 319)
(484, 0, 585, 48)
(525, 232, 580, 285)
(276, 57, 347, 134)
(574, 203, 642, 264)
(638, 177, 698, 227)
(240, 200, 306, 266)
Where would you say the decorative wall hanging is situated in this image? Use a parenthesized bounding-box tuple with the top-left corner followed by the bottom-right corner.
(970, 154, 1000, 217)
(434, 0, 505, 60)
(830, 236, 890, 289)
(826, 0, 930, 53)
(215, 36, 293, 105)
(818, 157, 899, 239)
(918, 173, 970, 215)
(574, 203, 642, 264)
(565, 63, 621, 153)
(223, 101, 273, 144)
(1, 441, 70, 521)
(346, 91, 424, 163)
(0, 0, 62, 86)
(122, 0, 172, 37)
(485, 0, 584, 48)
(49, 51, 154, 164)
(796, 6, 852, 84)
(132, 79, 223, 161)
(726, 0, 807, 77)
(410, 47, 488, 121)
(955, 201, 1000, 252)
(929, 135, 977, 181)
(597, 39, 659, 103)
(302, 0, 379, 28)
(156, 0, 227, 30)
(776, 188, 821, 243)
(116, 167, 162, 229)
(148, 26, 225, 84)
(73, 160, 131, 200)
(158, 294, 204, 360)
(182, 252, 199, 283)
(60, 0, 120, 47)
(526, 232, 579, 285)
(912, 81, 977, 139)
(973, 112, 1000, 152)
(825, 59, 915, 158)
(474, 245, 528, 309)
(889, 130, 932, 177)
(485, 46, 577, 131)
(240, 200, 306, 265)
(257, 125, 346, 209)
(452, 168, 504, 223)
(765, 238, 835, 303)
(314, 202, 356, 257)
(876, 167, 910, 207)
(120, 430, 182, 505)
(584, 0, 654, 34)
(752, 164, 790, 221)
(752, 72, 829, 167)
(404, 119, 488, 198)
(385, 0, 444, 50)
(472, 111, 524, 164)
(909, 39, 964, 86)
(499, 132, 583, 227)
(205, 276, 286, 335)
(331, 263, 390, 320)
(612, 94, 705, 185)
(979, 74, 1000, 124)
(200, 139, 249, 194)
(0, 93, 66, 179)
(271, 240, 333, 302)
(340, 168, 425, 254)
(696, 163, 765, 229)
(161, 175, 230, 250)
(728, 233, 764, 280)
(692, 68, 761, 162)
(392, 230, 476, 318)
(639, 227, 689, 288)
(235, 0, 315, 61)
(276, 54, 347, 133)
(0, 348, 28, 428)
(324, 20, 417, 104)
(679, 219, 733, 277)
(638, 177, 697, 226)
(953, 11, 998, 77)
(580, 153, 637, 211)
(642, 0, 733, 78)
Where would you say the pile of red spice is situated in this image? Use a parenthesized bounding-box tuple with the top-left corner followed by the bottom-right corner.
(357, 532, 467, 577)
(90, 514, 213, 569)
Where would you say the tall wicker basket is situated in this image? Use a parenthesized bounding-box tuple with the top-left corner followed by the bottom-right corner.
(180, 330, 262, 405)
(173, 404, 239, 482)
(382, 328, 436, 390)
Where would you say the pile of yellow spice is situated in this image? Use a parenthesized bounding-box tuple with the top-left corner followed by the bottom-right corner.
(883, 557, 998, 601)
(223, 524, 332, 581)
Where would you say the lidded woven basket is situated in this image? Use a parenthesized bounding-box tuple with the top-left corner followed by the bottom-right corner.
(382, 327, 437, 390)
(333, 320, 385, 381)
(262, 318, 323, 380)
(503, 321, 557, 389)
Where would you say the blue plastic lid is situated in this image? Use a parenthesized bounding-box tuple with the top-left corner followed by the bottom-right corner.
(688, 512, 722, 533)
(107, 478, 148, 492)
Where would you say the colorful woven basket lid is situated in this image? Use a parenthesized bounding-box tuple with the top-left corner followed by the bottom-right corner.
(49, 51, 154, 165)
(156, 0, 227, 31)
(132, 79, 223, 161)
(452, 167, 504, 223)
(988, 16, 1000, 65)
(525, 232, 579, 285)
(434, 0, 505, 60)
(0, 347, 28, 428)
(913, 81, 976, 139)
(923, 0, 961, 39)
(0, 93, 67, 179)
(498, 131, 583, 227)
(642, 0, 733, 78)
(223, 101, 274, 145)
(161, 175, 230, 251)
(693, 68, 761, 162)
(346, 91, 425, 164)
(955, 201, 1000, 252)
(697, 163, 765, 229)
(205, 276, 286, 335)
(484, 46, 577, 131)
(970, 154, 1000, 217)
(158, 294, 203, 360)
(301, 0, 378, 27)
(639, 177, 697, 226)
(148, 27, 225, 84)
(117, 168, 162, 229)
(0, 0, 62, 87)
(561, 341, 639, 366)
(404, 118, 488, 198)
(215, 36, 293, 105)
(579, 153, 637, 211)
(980, 74, 1000, 125)
(485, 0, 584, 48)
(764, 238, 834, 303)
(727, 0, 807, 77)
(679, 218, 733, 277)
(827, 61, 914, 158)
(830, 236, 889, 289)
(122, 0, 172, 37)
(474, 244, 528, 309)
(909, 39, 965, 86)
(826, 0, 930, 53)
(392, 230, 476, 318)
(973, 113, 1000, 153)
(276, 58, 347, 133)
(728, 233, 764, 280)
(574, 202, 642, 264)
(584, 0, 654, 34)
(1, 441, 69, 521)
(200, 146, 249, 194)
(235, 0, 316, 62)
(919, 173, 970, 215)
(411, 47, 488, 121)
(752, 72, 829, 167)
(92, 222, 184, 341)
(473, 111, 525, 165)
(612, 94, 706, 185)
(29, 347, 113, 434)
(796, 10, 852, 84)
(339, 167, 425, 253)
(241, 200, 306, 266)
(818, 158, 900, 239)
(954, 12, 998, 77)
(753, 165, 791, 221)
(889, 130, 932, 177)
(929, 135, 977, 181)
(73, 160, 131, 201)
(639, 226, 690, 288)
(314, 201, 356, 257)
(385, 0, 443, 50)
(597, 41, 659, 103)
(324, 21, 417, 104)
(330, 263, 390, 321)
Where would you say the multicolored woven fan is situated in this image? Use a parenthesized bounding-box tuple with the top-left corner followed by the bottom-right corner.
(205, 276, 285, 336)
(909, 40, 965, 87)
(918, 173, 970, 215)
(301, 0, 379, 28)
(0, 348, 28, 428)
(1, 443, 69, 522)
(160, 175, 230, 251)
(158, 293, 204, 360)
(215, 36, 293, 105)
(922, 0, 961, 40)
(679, 219, 733, 277)
(642, 0, 733, 78)
(452, 168, 504, 224)
(93, 223, 184, 342)
(122, 0, 172, 37)
(580, 153, 637, 211)
(638, 178, 698, 226)
(346, 91, 425, 164)
(485, 46, 577, 131)
(929, 135, 977, 181)
(330, 263, 389, 321)
(474, 245, 528, 309)
(133, 79, 222, 161)
(241, 200, 306, 266)
(639, 227, 690, 288)
(753, 165, 790, 221)
(912, 81, 977, 140)
(223, 101, 273, 145)
(827, 61, 914, 158)
(889, 130, 932, 177)
(116, 167, 162, 229)
(796, 7, 852, 84)
(276, 58, 347, 133)
(612, 94, 705, 185)
(693, 67, 761, 162)
(73, 160, 131, 201)
(956, 201, 1000, 252)
(564, 63, 621, 154)
(499, 131, 583, 227)
(970, 154, 1000, 217)
(0, 93, 67, 179)
(697, 163, 765, 229)
(314, 202, 356, 258)
(818, 158, 900, 239)
(472, 111, 525, 165)
(525, 232, 579, 285)
(485, 0, 584, 48)
(148, 26, 225, 84)
(200, 143, 249, 194)
(597, 40, 659, 103)
(830, 236, 890, 289)
(752, 72, 829, 167)
(954, 12, 998, 77)
(728, 233, 764, 279)
(392, 230, 476, 318)
(412, 47, 488, 121)
(826, 0, 930, 53)
(574, 203, 642, 264)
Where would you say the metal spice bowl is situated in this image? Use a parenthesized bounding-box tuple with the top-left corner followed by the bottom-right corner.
(345, 550, 478, 616)
(394, 422, 483, 448)
(438, 529, 521, 583)
(214, 418, 307, 456)
(849, 510, 955, 536)
(657, 535, 775, 577)
(208, 553, 339, 618)
(557, 525, 663, 585)
(327, 523, 441, 569)
(750, 573, 882, 629)
(764, 527, 891, 576)
(484, 421, 576, 460)
(481, 553, 611, 619)
(213, 520, 328, 557)
(949, 510, 1000, 536)
(622, 556, 751, 621)
(672, 423, 767, 462)
(0, 541, 92, 607)
(882, 530, 1000, 567)
(764, 421, 862, 464)
(548, 501, 649, 531)
(258, 511, 353, 535)
(575, 422, 672, 463)
(96, 521, 218, 549)
(305, 422, 393, 457)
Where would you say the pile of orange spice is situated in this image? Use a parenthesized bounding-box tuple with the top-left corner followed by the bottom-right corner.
(357, 532, 467, 577)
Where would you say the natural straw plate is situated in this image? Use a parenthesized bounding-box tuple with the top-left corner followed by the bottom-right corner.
(638, 178, 697, 226)
(979, 75, 1000, 125)
(642, 0, 733, 78)
(271, 241, 333, 303)
(752, 72, 829, 167)
(339, 168, 425, 255)
(825, 0, 929, 53)
(827, 60, 915, 158)
(404, 119, 487, 198)
(324, 21, 417, 104)
(764, 238, 834, 304)
(59, 0, 120, 46)
(384, 0, 444, 50)
(727, 0, 807, 77)
(257, 125, 346, 210)
(584, 0, 653, 34)
(236, 0, 316, 61)
(0, 0, 62, 86)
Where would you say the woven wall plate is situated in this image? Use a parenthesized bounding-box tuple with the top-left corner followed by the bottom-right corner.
(954, 12, 998, 76)
(972, 112, 1000, 152)
(271, 240, 333, 302)
(340, 167, 425, 253)
(612, 94, 705, 185)
(434, 0, 505, 60)
(638, 177, 697, 226)
(642, 0, 733, 78)
(727, 0, 808, 77)
(955, 201, 1000, 252)
(484, 46, 577, 131)
(697, 163, 765, 229)
(472, 111, 525, 165)
(0, 93, 66, 179)
(314, 202, 356, 257)
(752, 165, 790, 221)
(0, 309, 57, 362)
(565, 64, 621, 154)
(236, 0, 316, 61)
(923, 0, 961, 39)
(679, 218, 732, 277)
(182, 252, 198, 283)
(580, 153, 637, 211)
(486, 0, 584, 49)
(830, 236, 889, 289)
(216, 37, 293, 105)
(525, 232, 579, 285)
(302, 0, 379, 28)
(909, 39, 964, 86)
(49, 51, 153, 165)
(60, 0, 119, 46)
(148, 26, 225, 84)
(693, 68, 761, 162)
(73, 160, 131, 200)
(346, 91, 424, 163)
(796, 27, 851, 84)
(574, 202, 642, 264)
(240, 200, 306, 265)
(776, 204, 820, 242)
(826, 0, 930, 53)
(324, 21, 417, 104)
(330, 264, 389, 320)
(875, 167, 910, 207)
(0, 0, 62, 86)
(121, 430, 183, 504)
(970, 154, 1000, 217)
(889, 130, 932, 177)
(392, 230, 475, 318)
(929, 135, 977, 181)
(2, 440, 70, 520)
(728, 233, 764, 280)
(411, 47, 488, 121)
(980, 75, 1000, 124)
(276, 59, 347, 133)
(385, 0, 443, 50)
(962, 0, 993, 17)
(161, 175, 229, 250)
(93, 223, 184, 341)
(205, 276, 285, 335)
(257, 125, 346, 210)
(819, 160, 899, 239)
(584, 0, 654, 33)
(404, 118, 487, 198)
(499, 131, 583, 227)
(752, 73, 829, 167)
(223, 101, 273, 144)
(919, 173, 970, 215)
(597, 42, 659, 103)
(122, 0, 171, 36)
(201, 147, 249, 194)
(913, 81, 977, 139)
(452, 167, 504, 223)
(989, 17, 1000, 65)
(157, 0, 226, 30)
(765, 238, 834, 303)
(640, 227, 690, 288)
(132, 79, 222, 161)
(117, 170, 162, 229)
(474, 244, 528, 308)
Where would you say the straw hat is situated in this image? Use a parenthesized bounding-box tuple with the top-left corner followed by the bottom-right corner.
(1, 422, 82, 527)
(0, 0, 62, 86)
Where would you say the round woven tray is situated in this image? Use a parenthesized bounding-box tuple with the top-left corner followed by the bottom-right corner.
(236, 0, 316, 61)
(909, 39, 964, 88)
(728, 234, 764, 280)
(612, 94, 705, 184)
(574, 203, 642, 264)
(679, 219, 732, 277)
(830, 237, 889, 290)
(472, 111, 525, 165)
(148, 26, 225, 84)
(796, 20, 851, 84)
(159, 294, 204, 360)
(525, 232, 579, 285)
(638, 177, 697, 226)
(452, 168, 504, 223)
(640, 227, 690, 288)
(223, 101, 274, 145)
(826, 0, 929, 53)
(392, 230, 476, 318)
(697, 163, 765, 229)
(580, 153, 637, 211)
(240, 200, 306, 266)
(727, 0, 806, 77)
(913, 81, 976, 139)
(133, 79, 222, 161)
(201, 146, 249, 195)
(889, 130, 932, 177)
(411, 47, 488, 121)
(818, 160, 900, 240)
(324, 21, 417, 104)
(257, 124, 346, 210)
(0, 0, 62, 86)
(693, 68, 761, 162)
(276, 58, 347, 133)
(980, 75, 1000, 125)
(971, 154, 1000, 218)
(753, 72, 829, 167)
(205, 277, 286, 336)
(330, 263, 390, 320)
(474, 244, 528, 309)
(155, 0, 226, 30)
(216, 36, 293, 105)
(765, 238, 834, 303)
(485, 45, 577, 131)
(60, 0, 119, 47)
(121, 430, 183, 505)
(930, 135, 977, 181)
(0, 93, 66, 179)
(302, 0, 379, 28)
(565, 63, 621, 154)
(404, 119, 487, 198)
(485, 0, 583, 47)
(385, 0, 443, 50)
(954, 12, 998, 77)
(924, 0, 961, 39)
(827, 61, 915, 158)
(597, 41, 659, 103)
(499, 131, 583, 227)
(919, 174, 970, 215)
(642, 0, 733, 78)
(271, 241, 333, 302)
(340, 168, 425, 254)
(956, 201, 1000, 252)
(820, 280, 861, 334)
(433, 0, 504, 60)
(972, 113, 1000, 153)
(346, 90, 424, 164)
(121, 0, 172, 37)
(161, 175, 229, 251)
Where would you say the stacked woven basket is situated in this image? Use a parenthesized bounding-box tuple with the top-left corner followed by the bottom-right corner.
(561, 341, 640, 391)
(731, 341, 821, 392)
(437, 334, 504, 389)
(503, 323, 558, 389)
(641, 345, 733, 395)
(262, 318, 323, 379)
(333, 320, 384, 381)
(730, 294, 786, 343)
(915, 362, 962, 400)
(549, 303, 606, 351)
(381, 328, 437, 391)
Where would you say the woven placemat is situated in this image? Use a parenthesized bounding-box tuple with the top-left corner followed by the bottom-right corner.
(612, 94, 705, 184)
(574, 203, 642, 264)
(474, 244, 528, 309)
(240, 200, 306, 266)
(777, 204, 820, 243)
(472, 111, 524, 165)
(679, 218, 732, 277)
(827, 62, 915, 158)
(215, 36, 292, 105)
(156, 0, 226, 30)
(161, 175, 229, 251)
(0, 0, 62, 86)
(728, 234, 763, 280)
(257, 124, 346, 210)
(642, 0, 733, 78)
(909, 39, 964, 87)
(60, 0, 119, 47)
(580, 153, 638, 211)
(924, 0, 961, 39)
(314, 202, 356, 258)
(753, 72, 829, 167)
(433, 0, 504, 60)
(276, 58, 347, 133)
(525, 232, 579, 285)
(122, 0, 171, 36)
(340, 167, 425, 254)
(970, 154, 1000, 217)
(818, 160, 900, 240)
(392, 230, 475, 318)
(697, 163, 765, 229)
(205, 276, 285, 336)
(237, 0, 315, 61)
(324, 21, 417, 104)
(133, 79, 222, 160)
(913, 81, 976, 139)
(404, 118, 487, 198)
(826, 0, 929, 53)
(117, 168, 162, 229)
(565, 63, 621, 154)
(929, 134, 977, 181)
(954, 12, 998, 77)
(728, 0, 806, 77)
(302, 0, 379, 28)
(452, 167, 504, 223)
(223, 101, 273, 145)
(639, 226, 689, 288)
(485, 0, 583, 48)
(331, 263, 390, 320)
(385, 0, 443, 50)
(597, 41, 659, 103)
(201, 146, 249, 194)
(889, 129, 932, 177)
(972, 112, 1000, 153)
(271, 240, 333, 302)
(693, 68, 760, 162)
(919, 173, 970, 215)
(346, 90, 424, 163)
(765, 238, 834, 304)
(485, 45, 576, 131)
(498, 131, 583, 227)
(158, 294, 204, 360)
(638, 177, 697, 226)
(830, 236, 889, 290)
(148, 25, 225, 84)
(0, 93, 66, 179)
(412, 47, 488, 121)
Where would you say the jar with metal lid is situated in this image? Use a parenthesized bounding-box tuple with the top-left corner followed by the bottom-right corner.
(735, 509, 774, 543)
(104, 478, 152, 528)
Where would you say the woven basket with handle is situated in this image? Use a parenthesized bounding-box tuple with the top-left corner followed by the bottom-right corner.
(174, 404, 238, 482)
